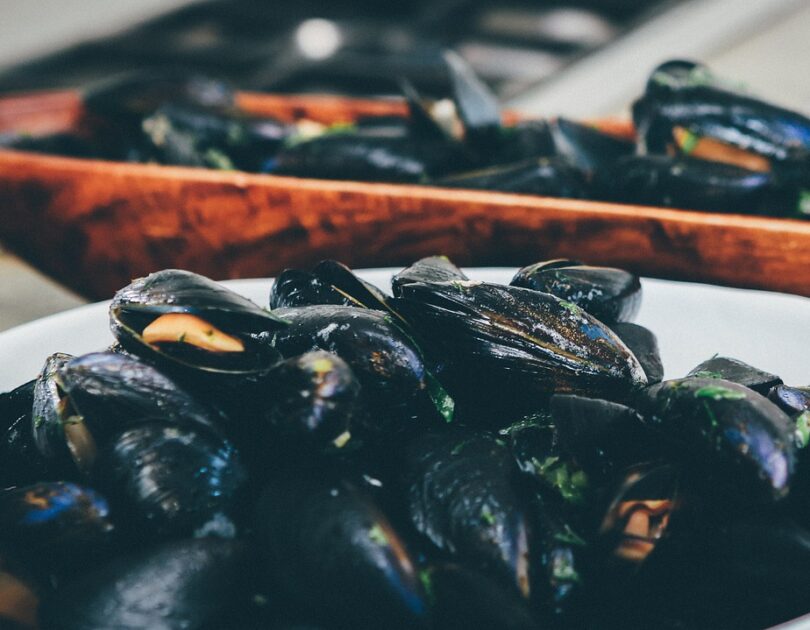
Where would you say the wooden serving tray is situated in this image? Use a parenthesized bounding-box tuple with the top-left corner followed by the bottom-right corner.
(0, 89, 808, 300)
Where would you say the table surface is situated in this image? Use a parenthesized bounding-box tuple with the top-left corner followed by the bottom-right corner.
(1, 3, 809, 332)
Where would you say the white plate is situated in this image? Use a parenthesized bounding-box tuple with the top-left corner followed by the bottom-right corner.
(0, 268, 808, 392)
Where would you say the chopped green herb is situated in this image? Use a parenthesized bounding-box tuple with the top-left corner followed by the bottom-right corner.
(694, 386, 746, 401)
(679, 129, 699, 154)
(419, 569, 435, 603)
(480, 505, 497, 526)
(532, 456, 589, 505)
(33, 415, 44, 429)
(451, 439, 472, 456)
(203, 148, 234, 170)
(690, 370, 723, 379)
(368, 524, 389, 546)
(552, 555, 581, 584)
(559, 300, 581, 316)
(427, 372, 455, 423)
(798, 190, 810, 217)
(553, 524, 587, 547)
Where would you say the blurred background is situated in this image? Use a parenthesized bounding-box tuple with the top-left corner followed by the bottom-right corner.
(1, 0, 809, 329)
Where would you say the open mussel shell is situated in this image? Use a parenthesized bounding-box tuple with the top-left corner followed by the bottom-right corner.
(0, 482, 114, 574)
(254, 475, 428, 629)
(94, 422, 246, 540)
(637, 378, 796, 503)
(310, 260, 394, 313)
(394, 280, 647, 412)
(267, 305, 440, 438)
(110, 269, 285, 377)
(596, 463, 680, 569)
(403, 429, 531, 597)
(510, 260, 641, 324)
(40, 537, 246, 630)
(0, 380, 51, 487)
(425, 563, 538, 630)
(609, 323, 663, 384)
(260, 351, 358, 451)
(442, 50, 501, 151)
(391, 256, 468, 296)
(32, 351, 224, 477)
(687, 356, 782, 395)
(435, 157, 589, 198)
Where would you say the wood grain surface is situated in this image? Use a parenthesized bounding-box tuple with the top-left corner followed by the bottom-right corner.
(0, 90, 807, 299)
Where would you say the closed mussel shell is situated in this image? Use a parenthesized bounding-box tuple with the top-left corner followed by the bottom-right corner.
(40, 537, 246, 630)
(391, 256, 469, 297)
(425, 563, 538, 630)
(510, 260, 641, 324)
(260, 350, 358, 451)
(267, 305, 437, 439)
(609, 323, 664, 384)
(403, 429, 531, 597)
(0, 381, 51, 487)
(93, 422, 246, 540)
(687, 356, 782, 395)
(254, 475, 428, 629)
(269, 270, 353, 310)
(394, 280, 646, 411)
(0, 482, 114, 573)
(637, 378, 795, 502)
(110, 269, 285, 378)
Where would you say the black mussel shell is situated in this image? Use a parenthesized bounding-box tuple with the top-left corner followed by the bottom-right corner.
(269, 131, 464, 183)
(269, 269, 353, 310)
(609, 323, 664, 384)
(0, 565, 40, 630)
(637, 378, 795, 502)
(391, 256, 468, 297)
(510, 260, 641, 324)
(527, 494, 590, 622)
(425, 563, 538, 630)
(593, 154, 797, 216)
(442, 50, 501, 151)
(394, 280, 647, 412)
(0, 132, 96, 159)
(550, 118, 634, 176)
(260, 351, 358, 450)
(0, 380, 51, 487)
(311, 260, 393, 313)
(0, 482, 114, 573)
(550, 394, 657, 475)
(687, 356, 782, 395)
(254, 475, 428, 629)
(33, 352, 225, 477)
(32, 353, 80, 477)
(110, 269, 285, 376)
(267, 305, 440, 438)
(40, 537, 246, 630)
(502, 415, 591, 508)
(768, 384, 810, 419)
(436, 157, 589, 198)
(403, 430, 531, 597)
(141, 103, 289, 172)
(596, 463, 680, 569)
(491, 120, 556, 165)
(94, 422, 246, 540)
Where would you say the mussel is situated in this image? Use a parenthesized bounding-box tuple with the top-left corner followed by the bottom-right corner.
(609, 323, 664, 384)
(550, 118, 634, 176)
(686, 355, 782, 395)
(637, 377, 795, 503)
(254, 474, 428, 629)
(40, 537, 247, 630)
(266, 305, 448, 437)
(391, 256, 469, 296)
(510, 259, 641, 324)
(0, 381, 51, 487)
(0, 482, 114, 574)
(403, 429, 531, 597)
(394, 280, 647, 415)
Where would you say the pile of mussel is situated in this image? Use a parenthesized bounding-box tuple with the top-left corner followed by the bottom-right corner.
(0, 256, 808, 629)
(3, 54, 810, 218)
